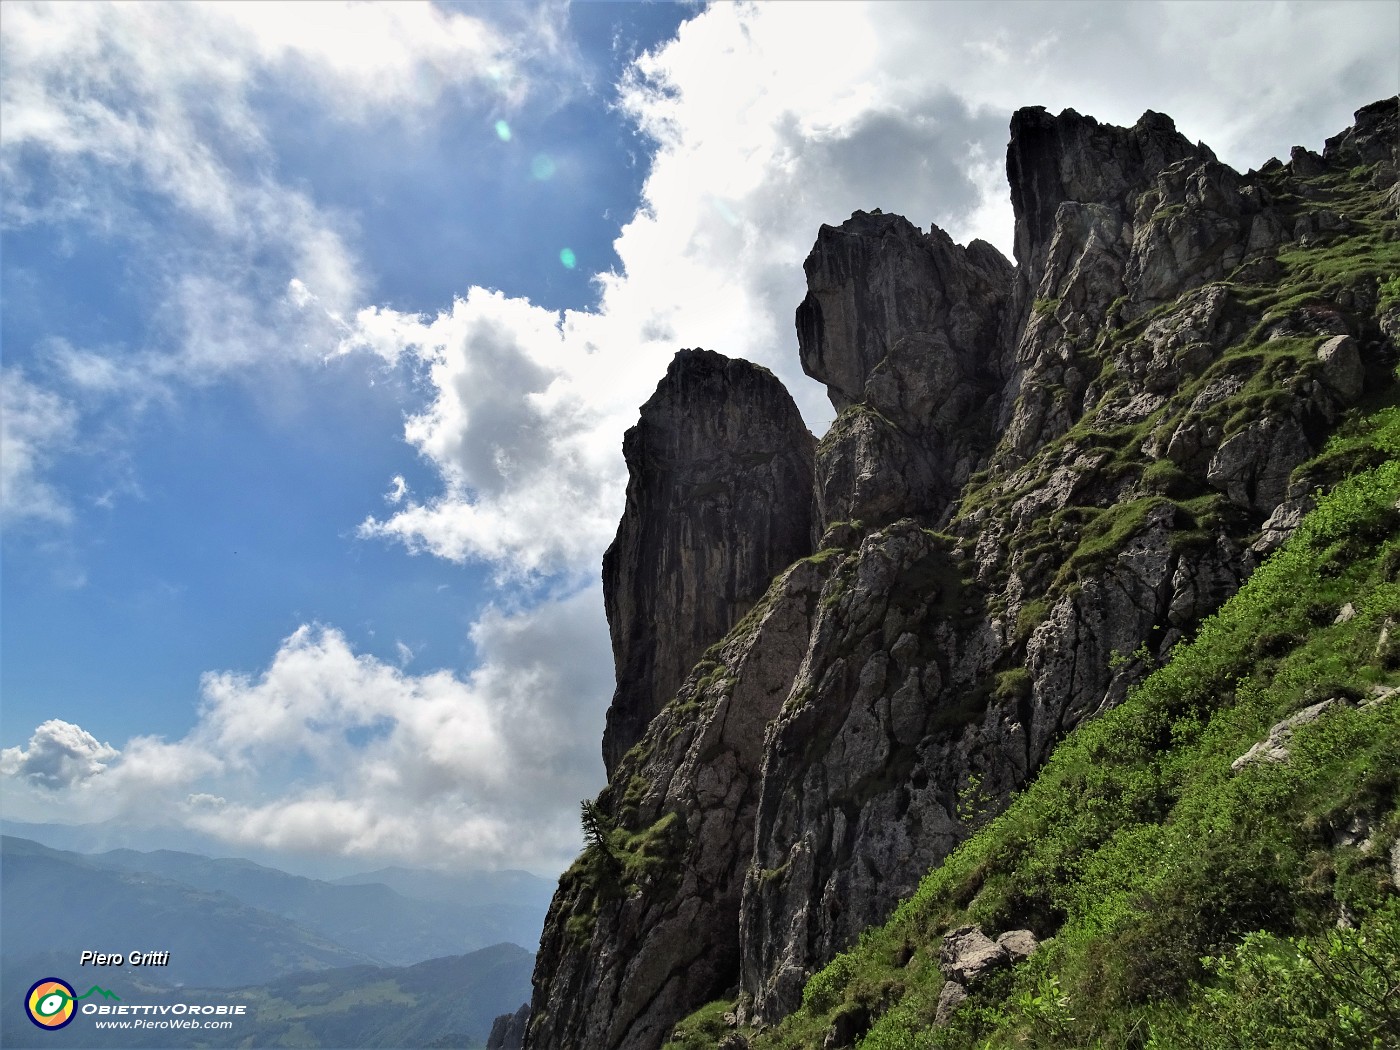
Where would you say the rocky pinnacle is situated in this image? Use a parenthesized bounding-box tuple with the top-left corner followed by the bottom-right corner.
(600, 348, 815, 776)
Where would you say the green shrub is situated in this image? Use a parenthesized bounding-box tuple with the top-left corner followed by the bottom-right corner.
(1149, 899, 1400, 1050)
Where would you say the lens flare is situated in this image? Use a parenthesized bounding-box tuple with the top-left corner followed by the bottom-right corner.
(494, 120, 512, 142)
(531, 154, 556, 181)
(559, 248, 577, 269)
(711, 197, 741, 227)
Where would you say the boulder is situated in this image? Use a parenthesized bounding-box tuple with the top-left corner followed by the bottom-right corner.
(935, 980, 967, 1026)
(939, 925, 1010, 984)
(995, 929, 1039, 963)
(1315, 335, 1364, 405)
(1232, 699, 1343, 772)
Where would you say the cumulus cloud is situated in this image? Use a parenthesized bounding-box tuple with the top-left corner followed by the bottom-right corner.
(0, 720, 120, 788)
(344, 290, 635, 574)
(1, 588, 613, 871)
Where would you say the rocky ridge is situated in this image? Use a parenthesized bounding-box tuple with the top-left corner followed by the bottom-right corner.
(525, 98, 1400, 1050)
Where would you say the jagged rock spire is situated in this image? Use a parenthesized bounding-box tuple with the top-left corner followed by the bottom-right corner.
(600, 348, 815, 775)
(1006, 106, 1211, 306)
(796, 211, 1014, 530)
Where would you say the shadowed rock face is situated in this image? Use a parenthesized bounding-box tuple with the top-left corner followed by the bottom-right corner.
(797, 212, 1014, 529)
(528, 557, 827, 1050)
(526, 98, 1400, 1050)
(600, 348, 815, 777)
(1005, 107, 1210, 307)
(486, 1004, 529, 1050)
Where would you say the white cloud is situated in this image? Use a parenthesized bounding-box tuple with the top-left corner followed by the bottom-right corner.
(0, 587, 613, 872)
(1, 0, 536, 199)
(1, 2, 373, 318)
(0, 0, 573, 522)
(0, 720, 119, 788)
(345, 289, 637, 575)
(204, 0, 535, 117)
(384, 476, 409, 506)
(1, 0, 571, 300)
(0, 368, 79, 526)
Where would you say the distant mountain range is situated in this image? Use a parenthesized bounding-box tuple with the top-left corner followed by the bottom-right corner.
(333, 865, 551, 910)
(1, 830, 554, 969)
(1, 943, 534, 1049)
(76, 844, 552, 966)
(0, 818, 557, 887)
(2, 836, 378, 988)
(0, 835, 544, 1047)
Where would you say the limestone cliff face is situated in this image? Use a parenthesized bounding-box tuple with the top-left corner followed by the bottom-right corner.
(1005, 107, 1211, 313)
(530, 558, 825, 1050)
(600, 349, 815, 776)
(797, 212, 1014, 529)
(525, 98, 1399, 1049)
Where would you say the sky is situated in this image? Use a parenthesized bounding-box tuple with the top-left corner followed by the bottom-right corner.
(2, 0, 1396, 878)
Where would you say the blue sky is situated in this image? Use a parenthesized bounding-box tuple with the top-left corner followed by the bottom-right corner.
(2, 0, 1396, 876)
(2, 0, 685, 742)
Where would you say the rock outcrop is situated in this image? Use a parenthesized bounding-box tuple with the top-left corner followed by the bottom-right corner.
(938, 925, 1038, 984)
(932, 926, 1038, 1028)
(798, 211, 1014, 528)
(601, 349, 815, 775)
(525, 97, 1400, 1049)
(529, 556, 828, 1050)
(487, 1004, 529, 1050)
(1005, 106, 1211, 317)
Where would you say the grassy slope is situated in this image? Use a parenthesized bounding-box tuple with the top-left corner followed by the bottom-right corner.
(665, 160, 1400, 1050)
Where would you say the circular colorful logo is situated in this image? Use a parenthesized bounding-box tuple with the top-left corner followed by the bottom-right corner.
(25, 978, 77, 1030)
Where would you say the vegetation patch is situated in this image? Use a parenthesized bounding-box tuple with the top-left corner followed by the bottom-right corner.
(561, 802, 689, 948)
(661, 999, 736, 1050)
